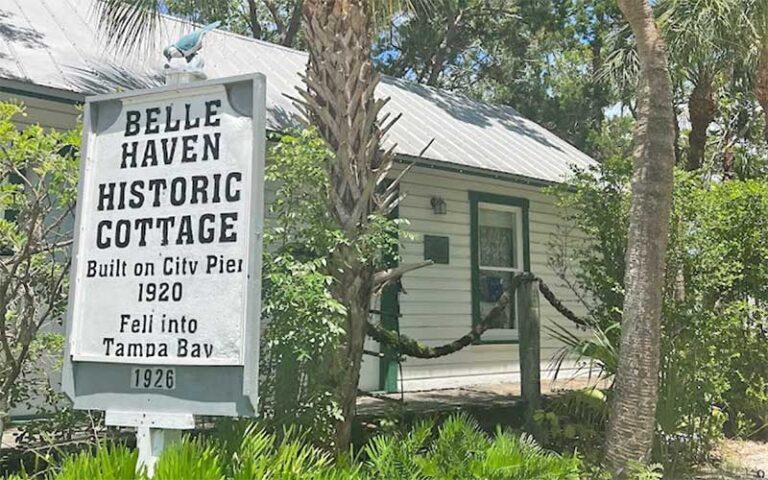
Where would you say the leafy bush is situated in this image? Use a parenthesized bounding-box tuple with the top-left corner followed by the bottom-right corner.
(534, 388, 608, 464)
(258, 129, 402, 447)
(258, 129, 346, 444)
(0, 103, 79, 438)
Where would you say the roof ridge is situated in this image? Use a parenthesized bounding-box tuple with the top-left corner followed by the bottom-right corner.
(155, 9, 528, 120)
(156, 11, 585, 158)
(156, 11, 308, 59)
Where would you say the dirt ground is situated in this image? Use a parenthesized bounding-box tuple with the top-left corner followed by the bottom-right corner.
(695, 439, 768, 480)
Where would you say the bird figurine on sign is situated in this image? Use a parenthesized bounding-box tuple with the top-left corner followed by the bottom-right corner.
(163, 21, 221, 83)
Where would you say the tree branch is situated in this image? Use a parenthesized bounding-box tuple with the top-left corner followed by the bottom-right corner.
(263, 0, 286, 35)
(373, 261, 433, 292)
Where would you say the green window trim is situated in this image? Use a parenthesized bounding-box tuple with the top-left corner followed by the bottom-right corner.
(469, 191, 531, 345)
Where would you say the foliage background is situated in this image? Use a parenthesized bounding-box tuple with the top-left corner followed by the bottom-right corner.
(548, 118, 768, 469)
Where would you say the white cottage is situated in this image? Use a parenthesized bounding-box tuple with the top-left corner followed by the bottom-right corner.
(0, 0, 593, 396)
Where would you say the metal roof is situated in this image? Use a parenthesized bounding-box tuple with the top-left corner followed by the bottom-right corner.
(0, 0, 596, 183)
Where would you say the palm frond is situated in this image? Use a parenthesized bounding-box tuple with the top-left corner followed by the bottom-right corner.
(547, 321, 618, 382)
(598, 22, 639, 100)
(93, 0, 164, 54)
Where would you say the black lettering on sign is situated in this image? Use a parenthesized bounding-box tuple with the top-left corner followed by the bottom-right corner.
(177, 339, 213, 358)
(161, 137, 178, 165)
(205, 100, 221, 126)
(181, 135, 198, 163)
(102, 338, 170, 358)
(164, 105, 180, 132)
(97, 220, 112, 249)
(142, 140, 158, 167)
(202, 133, 220, 161)
(86, 259, 128, 278)
(129, 181, 145, 209)
(98, 183, 115, 211)
(121, 141, 138, 169)
(199, 213, 216, 243)
(219, 212, 238, 243)
(124, 110, 141, 136)
(225, 172, 241, 202)
(145, 107, 161, 134)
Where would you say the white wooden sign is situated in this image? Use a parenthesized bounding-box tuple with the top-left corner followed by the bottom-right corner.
(63, 74, 265, 418)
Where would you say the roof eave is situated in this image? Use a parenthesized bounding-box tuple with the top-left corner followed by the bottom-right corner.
(0, 79, 85, 105)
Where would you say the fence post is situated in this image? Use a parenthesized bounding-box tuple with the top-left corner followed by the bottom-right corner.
(517, 278, 541, 436)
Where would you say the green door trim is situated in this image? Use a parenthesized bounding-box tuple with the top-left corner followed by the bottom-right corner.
(469, 191, 531, 345)
(378, 204, 400, 393)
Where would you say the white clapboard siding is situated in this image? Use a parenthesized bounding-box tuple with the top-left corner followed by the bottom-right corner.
(390, 165, 590, 391)
(0, 93, 80, 131)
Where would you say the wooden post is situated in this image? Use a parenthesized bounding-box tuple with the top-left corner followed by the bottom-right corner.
(517, 278, 541, 436)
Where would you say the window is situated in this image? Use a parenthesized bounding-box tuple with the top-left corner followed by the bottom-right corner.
(470, 192, 529, 343)
(0, 172, 22, 256)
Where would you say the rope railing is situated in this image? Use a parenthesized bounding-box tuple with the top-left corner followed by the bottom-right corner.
(366, 271, 589, 359)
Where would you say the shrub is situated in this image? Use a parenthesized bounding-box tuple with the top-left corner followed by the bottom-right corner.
(37, 415, 583, 479)
(258, 129, 402, 447)
(534, 388, 608, 464)
(258, 129, 346, 445)
(0, 103, 79, 438)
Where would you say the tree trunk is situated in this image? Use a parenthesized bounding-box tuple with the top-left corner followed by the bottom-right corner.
(331, 248, 374, 449)
(672, 98, 681, 165)
(757, 43, 768, 144)
(282, 0, 304, 47)
(246, 0, 262, 39)
(425, 9, 464, 87)
(686, 72, 715, 171)
(605, 0, 675, 476)
(299, 0, 396, 451)
(722, 145, 735, 179)
(0, 396, 7, 445)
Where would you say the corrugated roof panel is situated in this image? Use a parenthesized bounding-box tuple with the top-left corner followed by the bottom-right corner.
(0, 0, 596, 183)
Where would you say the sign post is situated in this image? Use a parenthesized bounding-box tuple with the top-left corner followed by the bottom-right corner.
(62, 74, 266, 476)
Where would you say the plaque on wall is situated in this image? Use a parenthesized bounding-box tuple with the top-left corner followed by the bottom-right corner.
(424, 235, 450, 264)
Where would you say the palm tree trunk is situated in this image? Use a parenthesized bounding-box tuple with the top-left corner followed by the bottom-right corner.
(330, 249, 375, 448)
(299, 0, 396, 450)
(757, 43, 768, 144)
(686, 72, 715, 171)
(605, 0, 675, 476)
